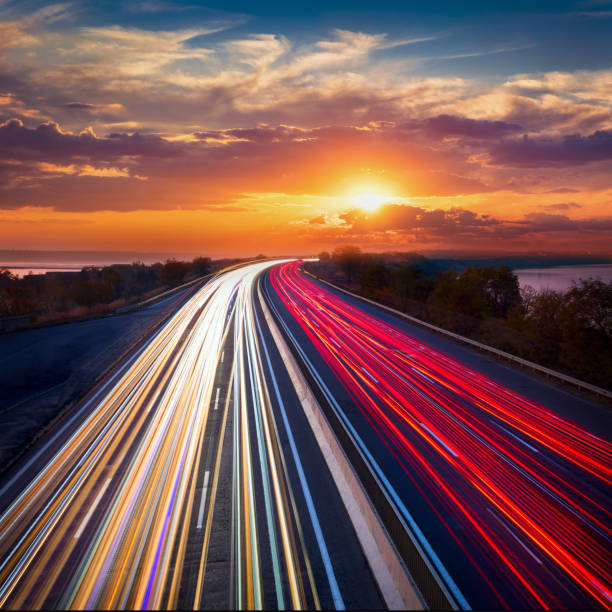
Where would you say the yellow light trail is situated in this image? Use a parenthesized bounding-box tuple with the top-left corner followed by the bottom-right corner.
(0, 260, 344, 610)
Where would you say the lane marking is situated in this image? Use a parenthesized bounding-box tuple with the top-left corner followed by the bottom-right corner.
(419, 423, 458, 458)
(492, 421, 540, 453)
(360, 366, 378, 383)
(196, 471, 210, 529)
(214, 387, 220, 411)
(74, 478, 111, 539)
(486, 508, 543, 564)
(221, 350, 225, 363)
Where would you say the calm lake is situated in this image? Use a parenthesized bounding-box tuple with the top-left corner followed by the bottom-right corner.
(514, 264, 612, 292)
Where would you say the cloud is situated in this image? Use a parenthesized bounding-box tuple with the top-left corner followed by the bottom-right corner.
(545, 187, 580, 194)
(0, 118, 183, 161)
(306, 203, 612, 247)
(328, 203, 499, 235)
(489, 130, 612, 167)
(309, 214, 327, 224)
(540, 202, 582, 211)
(423, 115, 523, 139)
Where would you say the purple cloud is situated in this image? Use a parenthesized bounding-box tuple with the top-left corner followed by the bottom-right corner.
(424, 114, 523, 139)
(0, 119, 183, 161)
(490, 130, 612, 167)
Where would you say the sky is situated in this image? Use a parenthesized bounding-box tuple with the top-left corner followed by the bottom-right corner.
(0, 0, 611, 257)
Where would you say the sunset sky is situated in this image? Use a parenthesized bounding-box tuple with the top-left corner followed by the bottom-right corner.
(1, 0, 611, 256)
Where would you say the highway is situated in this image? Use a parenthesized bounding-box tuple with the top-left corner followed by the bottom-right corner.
(0, 261, 383, 610)
(264, 261, 612, 610)
(1, 258, 610, 610)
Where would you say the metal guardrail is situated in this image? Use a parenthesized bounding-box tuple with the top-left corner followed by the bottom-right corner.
(305, 270, 612, 401)
(115, 273, 213, 314)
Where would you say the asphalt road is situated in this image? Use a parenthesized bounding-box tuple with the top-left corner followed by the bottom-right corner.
(0, 283, 200, 470)
(264, 261, 612, 610)
(0, 261, 382, 610)
(2, 258, 610, 611)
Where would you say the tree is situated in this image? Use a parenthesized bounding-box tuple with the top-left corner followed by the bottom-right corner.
(361, 262, 390, 292)
(556, 279, 612, 385)
(332, 245, 364, 283)
(393, 265, 434, 309)
(318, 251, 330, 263)
(563, 278, 612, 335)
(160, 259, 189, 287)
(522, 288, 565, 365)
(192, 257, 212, 276)
(429, 266, 520, 319)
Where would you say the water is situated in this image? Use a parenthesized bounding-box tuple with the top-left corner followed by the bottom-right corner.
(2, 266, 85, 277)
(514, 264, 612, 292)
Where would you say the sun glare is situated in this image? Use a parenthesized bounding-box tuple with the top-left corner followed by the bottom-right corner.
(349, 192, 390, 212)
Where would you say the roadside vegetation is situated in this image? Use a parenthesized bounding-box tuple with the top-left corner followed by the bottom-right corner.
(309, 247, 612, 389)
(0, 256, 240, 327)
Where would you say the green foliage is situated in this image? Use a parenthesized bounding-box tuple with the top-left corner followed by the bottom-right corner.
(428, 266, 521, 319)
(0, 255, 214, 322)
(361, 262, 390, 291)
(192, 257, 212, 276)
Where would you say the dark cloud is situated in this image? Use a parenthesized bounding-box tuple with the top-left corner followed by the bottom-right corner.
(540, 202, 582, 211)
(0, 119, 183, 161)
(490, 130, 612, 167)
(518, 212, 612, 233)
(310, 204, 612, 244)
(63, 102, 96, 110)
(337, 203, 499, 234)
(545, 187, 579, 194)
(423, 114, 523, 139)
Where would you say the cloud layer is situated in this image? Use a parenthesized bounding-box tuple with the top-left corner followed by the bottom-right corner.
(0, 1, 610, 253)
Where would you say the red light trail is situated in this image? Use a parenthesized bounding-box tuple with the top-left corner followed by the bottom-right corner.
(269, 261, 612, 609)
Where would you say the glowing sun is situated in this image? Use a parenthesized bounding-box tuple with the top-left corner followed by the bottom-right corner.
(349, 191, 390, 212)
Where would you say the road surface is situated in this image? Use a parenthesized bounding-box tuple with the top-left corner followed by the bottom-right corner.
(1, 258, 610, 610)
(0, 261, 382, 610)
(264, 261, 612, 610)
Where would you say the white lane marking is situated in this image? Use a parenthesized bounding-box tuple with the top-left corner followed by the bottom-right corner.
(214, 387, 220, 410)
(221, 350, 225, 363)
(360, 366, 378, 383)
(492, 421, 540, 453)
(74, 478, 111, 539)
(487, 508, 543, 564)
(419, 423, 458, 458)
(196, 471, 210, 529)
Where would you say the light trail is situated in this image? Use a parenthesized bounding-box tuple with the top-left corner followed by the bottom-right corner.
(268, 261, 612, 610)
(0, 260, 360, 610)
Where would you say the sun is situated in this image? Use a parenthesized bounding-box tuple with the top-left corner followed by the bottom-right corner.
(349, 192, 390, 212)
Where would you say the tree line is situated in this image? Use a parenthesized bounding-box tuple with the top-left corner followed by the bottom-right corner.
(312, 246, 612, 389)
(0, 257, 217, 324)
